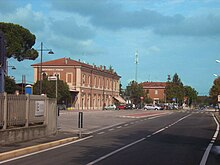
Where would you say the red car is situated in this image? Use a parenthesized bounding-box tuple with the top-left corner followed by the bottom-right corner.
(116, 104, 126, 110)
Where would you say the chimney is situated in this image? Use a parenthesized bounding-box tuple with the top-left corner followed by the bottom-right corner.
(65, 58, 68, 64)
(104, 66, 106, 71)
(100, 65, 102, 70)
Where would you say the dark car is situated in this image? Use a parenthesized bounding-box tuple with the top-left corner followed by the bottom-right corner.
(125, 104, 133, 109)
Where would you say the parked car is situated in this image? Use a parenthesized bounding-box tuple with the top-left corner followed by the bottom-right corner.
(57, 104, 66, 110)
(144, 104, 163, 110)
(104, 104, 116, 110)
(116, 104, 126, 110)
(125, 104, 133, 109)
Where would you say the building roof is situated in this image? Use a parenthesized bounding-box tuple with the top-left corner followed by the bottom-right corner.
(32, 57, 120, 77)
(140, 82, 167, 88)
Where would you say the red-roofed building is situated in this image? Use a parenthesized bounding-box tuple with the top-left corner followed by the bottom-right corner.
(32, 57, 124, 110)
(139, 82, 167, 103)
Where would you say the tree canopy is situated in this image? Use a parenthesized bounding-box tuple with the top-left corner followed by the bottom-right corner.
(33, 78, 71, 104)
(0, 22, 38, 61)
(209, 76, 220, 104)
(5, 76, 18, 94)
(165, 73, 198, 105)
(125, 80, 145, 105)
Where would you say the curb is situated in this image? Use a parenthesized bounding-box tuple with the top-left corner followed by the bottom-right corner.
(0, 136, 79, 162)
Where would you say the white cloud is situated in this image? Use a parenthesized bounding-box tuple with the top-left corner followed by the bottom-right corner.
(0, 4, 45, 33)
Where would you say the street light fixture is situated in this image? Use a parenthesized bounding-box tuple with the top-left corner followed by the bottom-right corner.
(38, 42, 54, 94)
(216, 60, 220, 63)
(6, 65, 16, 75)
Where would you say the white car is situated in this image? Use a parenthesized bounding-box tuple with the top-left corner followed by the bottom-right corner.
(104, 104, 116, 110)
(144, 104, 162, 110)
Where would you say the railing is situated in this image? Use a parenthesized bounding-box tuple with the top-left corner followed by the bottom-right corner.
(0, 93, 56, 130)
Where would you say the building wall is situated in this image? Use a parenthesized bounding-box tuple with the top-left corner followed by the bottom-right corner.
(33, 61, 120, 110)
(146, 88, 165, 102)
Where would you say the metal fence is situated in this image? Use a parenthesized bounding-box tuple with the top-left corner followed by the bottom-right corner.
(0, 93, 56, 130)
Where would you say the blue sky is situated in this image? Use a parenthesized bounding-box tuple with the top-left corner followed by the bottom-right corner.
(1, 0, 220, 95)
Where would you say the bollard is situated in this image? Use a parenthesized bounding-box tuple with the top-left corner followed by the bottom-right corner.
(78, 112, 83, 138)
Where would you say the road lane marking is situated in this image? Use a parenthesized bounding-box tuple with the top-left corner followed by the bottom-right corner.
(0, 136, 94, 164)
(117, 126, 122, 129)
(200, 114, 219, 165)
(109, 128, 114, 131)
(89, 122, 124, 134)
(86, 138, 146, 165)
(148, 116, 161, 120)
(98, 132, 105, 135)
(124, 124, 129, 126)
(87, 114, 192, 165)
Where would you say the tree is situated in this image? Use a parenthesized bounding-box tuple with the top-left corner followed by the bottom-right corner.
(184, 86, 198, 106)
(0, 22, 38, 61)
(125, 80, 145, 105)
(165, 73, 184, 104)
(33, 78, 71, 104)
(209, 76, 220, 104)
(5, 76, 18, 94)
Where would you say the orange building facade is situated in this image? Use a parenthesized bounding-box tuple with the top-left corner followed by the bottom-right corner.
(140, 82, 167, 103)
(32, 57, 122, 110)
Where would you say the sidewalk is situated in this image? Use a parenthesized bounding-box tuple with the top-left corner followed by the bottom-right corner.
(0, 131, 80, 161)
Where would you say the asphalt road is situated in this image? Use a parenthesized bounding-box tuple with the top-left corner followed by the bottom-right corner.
(1, 110, 220, 165)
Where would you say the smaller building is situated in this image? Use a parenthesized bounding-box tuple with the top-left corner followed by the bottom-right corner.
(140, 82, 167, 104)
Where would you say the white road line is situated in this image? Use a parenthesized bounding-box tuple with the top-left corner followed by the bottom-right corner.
(87, 114, 191, 165)
(108, 128, 114, 131)
(148, 116, 161, 120)
(86, 138, 146, 165)
(97, 132, 105, 135)
(117, 126, 122, 129)
(124, 124, 129, 126)
(200, 114, 220, 165)
(0, 136, 93, 164)
(89, 122, 124, 134)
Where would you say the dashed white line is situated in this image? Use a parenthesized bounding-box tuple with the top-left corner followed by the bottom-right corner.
(97, 132, 105, 135)
(87, 114, 191, 165)
(87, 138, 146, 165)
(117, 126, 122, 129)
(108, 128, 114, 131)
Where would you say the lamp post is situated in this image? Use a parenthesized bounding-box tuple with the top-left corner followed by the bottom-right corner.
(38, 42, 54, 94)
(215, 60, 220, 114)
(6, 65, 16, 75)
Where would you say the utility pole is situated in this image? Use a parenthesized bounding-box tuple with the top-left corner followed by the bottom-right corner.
(135, 50, 138, 82)
(0, 31, 6, 93)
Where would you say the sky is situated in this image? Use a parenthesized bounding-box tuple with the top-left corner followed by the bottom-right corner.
(1, 0, 220, 96)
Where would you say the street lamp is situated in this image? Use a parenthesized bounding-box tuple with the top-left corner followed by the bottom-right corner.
(215, 60, 220, 114)
(216, 60, 220, 63)
(6, 63, 16, 76)
(38, 42, 54, 94)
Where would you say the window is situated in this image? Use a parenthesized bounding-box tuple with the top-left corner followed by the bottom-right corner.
(66, 73, 72, 84)
(99, 77, 101, 88)
(82, 74, 86, 84)
(94, 76, 97, 87)
(155, 89, 158, 95)
(53, 72, 60, 79)
(88, 75, 91, 84)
